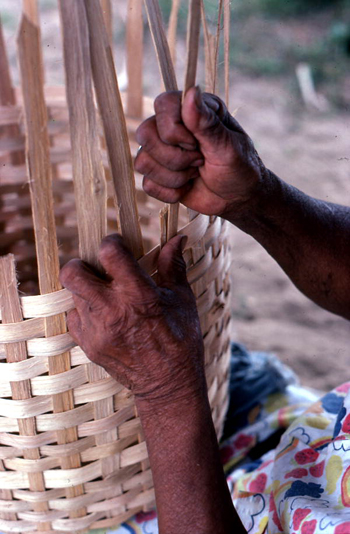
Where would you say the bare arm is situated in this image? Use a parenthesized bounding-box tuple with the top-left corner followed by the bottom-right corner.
(135, 88, 350, 320)
(60, 235, 245, 534)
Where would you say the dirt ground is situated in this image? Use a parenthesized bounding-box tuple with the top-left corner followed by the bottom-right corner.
(1, 2, 350, 392)
(227, 75, 350, 391)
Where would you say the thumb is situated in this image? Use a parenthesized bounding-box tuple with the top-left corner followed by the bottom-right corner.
(181, 86, 230, 155)
(157, 235, 189, 289)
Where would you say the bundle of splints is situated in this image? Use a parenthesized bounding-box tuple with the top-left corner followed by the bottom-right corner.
(0, 0, 232, 531)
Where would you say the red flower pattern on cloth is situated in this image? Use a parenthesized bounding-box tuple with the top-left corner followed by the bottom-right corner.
(269, 492, 284, 531)
(309, 460, 325, 477)
(342, 413, 350, 433)
(234, 433, 255, 450)
(300, 519, 317, 534)
(285, 468, 308, 479)
(292, 508, 312, 530)
(335, 522, 350, 533)
(295, 448, 319, 465)
(135, 510, 157, 523)
(249, 473, 267, 493)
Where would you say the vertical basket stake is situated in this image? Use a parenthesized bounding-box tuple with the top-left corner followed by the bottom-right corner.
(224, 0, 231, 108)
(59, 0, 107, 266)
(17, 0, 86, 520)
(0, 19, 24, 166)
(84, 0, 144, 260)
(100, 0, 113, 46)
(0, 255, 49, 528)
(167, 0, 181, 65)
(126, 0, 144, 118)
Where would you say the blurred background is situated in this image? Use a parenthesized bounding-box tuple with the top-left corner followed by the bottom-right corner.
(1, 0, 350, 390)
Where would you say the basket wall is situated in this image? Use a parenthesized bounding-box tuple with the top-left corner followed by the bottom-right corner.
(0, 91, 232, 532)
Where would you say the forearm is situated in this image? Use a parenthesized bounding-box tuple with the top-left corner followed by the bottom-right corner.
(228, 170, 350, 319)
(136, 391, 245, 534)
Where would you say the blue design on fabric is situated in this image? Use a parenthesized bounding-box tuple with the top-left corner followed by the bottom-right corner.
(243, 460, 263, 473)
(333, 405, 346, 439)
(285, 481, 324, 499)
(321, 393, 344, 414)
(119, 525, 136, 534)
(246, 494, 266, 533)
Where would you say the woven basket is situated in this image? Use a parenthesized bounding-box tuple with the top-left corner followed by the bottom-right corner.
(0, 1, 232, 532)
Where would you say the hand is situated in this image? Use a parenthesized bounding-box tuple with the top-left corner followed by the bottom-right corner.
(60, 234, 206, 407)
(135, 86, 268, 219)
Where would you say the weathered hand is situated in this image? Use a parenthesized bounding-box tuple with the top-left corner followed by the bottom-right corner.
(135, 87, 268, 219)
(60, 234, 206, 405)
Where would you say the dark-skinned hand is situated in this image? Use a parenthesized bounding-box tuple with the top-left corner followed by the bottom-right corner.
(134, 86, 268, 219)
(60, 234, 206, 407)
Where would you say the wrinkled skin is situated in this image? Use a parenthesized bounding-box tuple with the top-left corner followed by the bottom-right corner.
(135, 87, 268, 218)
(60, 234, 206, 405)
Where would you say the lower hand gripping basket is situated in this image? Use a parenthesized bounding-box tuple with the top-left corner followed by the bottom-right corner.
(0, 1, 232, 531)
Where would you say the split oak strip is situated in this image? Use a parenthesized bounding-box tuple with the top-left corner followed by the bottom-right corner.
(143, 0, 179, 239)
(143, 0, 178, 92)
(126, 0, 144, 118)
(213, 0, 224, 95)
(60, 0, 120, 484)
(17, 0, 86, 520)
(100, 0, 113, 46)
(183, 0, 201, 96)
(201, 1, 217, 93)
(167, 0, 181, 65)
(84, 1, 147, 499)
(59, 0, 107, 266)
(0, 255, 49, 528)
(224, 0, 231, 107)
(84, 0, 144, 260)
(0, 20, 24, 166)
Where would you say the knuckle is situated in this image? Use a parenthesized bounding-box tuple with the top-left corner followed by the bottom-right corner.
(154, 91, 181, 113)
(135, 116, 155, 145)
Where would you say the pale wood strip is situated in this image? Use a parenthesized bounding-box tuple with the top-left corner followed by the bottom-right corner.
(183, 0, 201, 95)
(224, 0, 230, 107)
(0, 318, 46, 343)
(201, 1, 216, 92)
(144, 0, 179, 238)
(126, 0, 143, 118)
(18, 2, 86, 518)
(144, 0, 178, 91)
(0, 432, 57, 450)
(87, 486, 141, 513)
(213, 0, 224, 95)
(0, 397, 52, 419)
(167, 0, 181, 65)
(100, 0, 113, 45)
(44, 461, 102, 488)
(84, 0, 144, 260)
(0, 19, 25, 165)
(51, 512, 104, 531)
(59, 0, 107, 266)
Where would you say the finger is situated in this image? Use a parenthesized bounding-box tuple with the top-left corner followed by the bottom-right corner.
(154, 91, 197, 149)
(143, 176, 193, 204)
(157, 235, 190, 289)
(98, 234, 156, 294)
(136, 116, 203, 171)
(66, 308, 84, 347)
(136, 151, 200, 189)
(182, 87, 238, 156)
(60, 259, 107, 305)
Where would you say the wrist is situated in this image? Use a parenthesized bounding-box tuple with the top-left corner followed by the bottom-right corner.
(224, 167, 279, 226)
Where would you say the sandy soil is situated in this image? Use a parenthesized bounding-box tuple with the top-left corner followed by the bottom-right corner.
(227, 76, 350, 391)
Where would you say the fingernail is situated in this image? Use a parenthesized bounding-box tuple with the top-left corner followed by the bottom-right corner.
(179, 142, 197, 150)
(194, 85, 202, 109)
(179, 235, 188, 252)
(190, 159, 204, 167)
